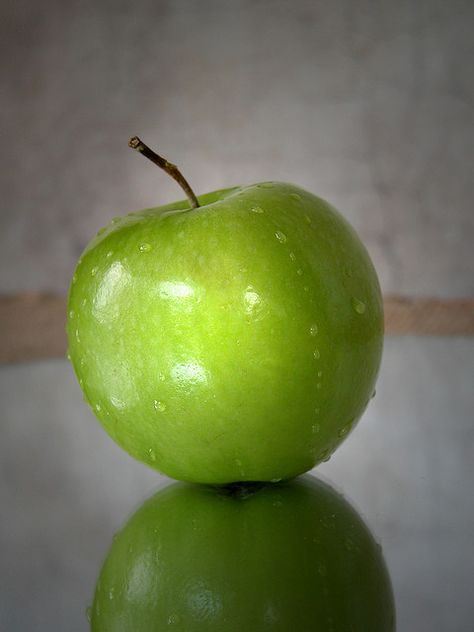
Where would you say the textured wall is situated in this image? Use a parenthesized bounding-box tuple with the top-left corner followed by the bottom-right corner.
(1, 0, 473, 297)
(1, 1, 473, 631)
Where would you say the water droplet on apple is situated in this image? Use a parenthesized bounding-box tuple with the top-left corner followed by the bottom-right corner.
(91, 267, 98, 277)
(79, 378, 83, 387)
(313, 348, 320, 360)
(289, 251, 296, 261)
(168, 613, 181, 625)
(250, 205, 264, 214)
(316, 382, 322, 389)
(290, 192, 302, 201)
(108, 588, 115, 600)
(235, 458, 245, 475)
(82, 298, 87, 307)
(66, 350, 71, 361)
(106, 250, 113, 258)
(317, 370, 323, 377)
(153, 399, 167, 412)
(312, 423, 320, 434)
(148, 448, 157, 461)
(158, 372, 166, 382)
(297, 268, 303, 276)
(72, 273, 77, 284)
(275, 230, 287, 243)
(139, 242, 152, 252)
(111, 217, 121, 224)
(80, 357, 85, 367)
(310, 324, 318, 336)
(371, 388, 377, 399)
(351, 297, 366, 314)
(345, 537, 356, 552)
(110, 396, 125, 410)
(94, 403, 101, 413)
(271, 477, 282, 483)
(338, 422, 351, 438)
(319, 449, 331, 462)
(85, 606, 92, 622)
(314, 407, 320, 415)
(69, 310, 74, 319)
(75, 329, 80, 343)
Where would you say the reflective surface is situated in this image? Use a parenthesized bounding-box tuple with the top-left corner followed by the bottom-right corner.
(1, 337, 473, 631)
(91, 476, 394, 630)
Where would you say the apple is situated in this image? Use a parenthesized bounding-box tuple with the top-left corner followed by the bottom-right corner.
(90, 475, 395, 631)
(67, 138, 383, 483)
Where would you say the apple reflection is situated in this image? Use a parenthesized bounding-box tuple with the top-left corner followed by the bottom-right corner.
(90, 475, 395, 631)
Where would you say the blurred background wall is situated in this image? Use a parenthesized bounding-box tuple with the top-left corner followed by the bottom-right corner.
(1, 1, 473, 631)
(2, 0, 473, 297)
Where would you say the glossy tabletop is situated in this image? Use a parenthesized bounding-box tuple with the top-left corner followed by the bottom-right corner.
(1, 336, 473, 631)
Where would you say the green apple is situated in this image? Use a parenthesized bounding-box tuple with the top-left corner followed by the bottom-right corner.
(90, 475, 395, 631)
(67, 144, 383, 483)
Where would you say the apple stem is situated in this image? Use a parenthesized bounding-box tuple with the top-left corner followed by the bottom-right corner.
(128, 136, 200, 209)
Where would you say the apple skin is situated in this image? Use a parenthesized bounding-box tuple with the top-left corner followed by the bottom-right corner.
(90, 475, 395, 631)
(67, 183, 383, 483)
